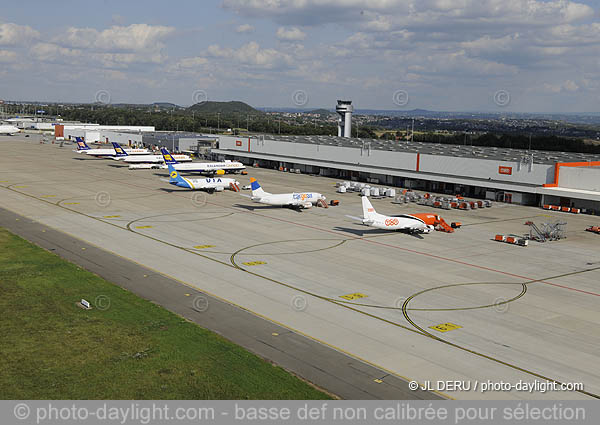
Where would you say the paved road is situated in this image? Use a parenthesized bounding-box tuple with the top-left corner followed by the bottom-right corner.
(0, 206, 441, 400)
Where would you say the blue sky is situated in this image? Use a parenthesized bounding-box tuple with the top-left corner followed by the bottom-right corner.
(1, 0, 600, 112)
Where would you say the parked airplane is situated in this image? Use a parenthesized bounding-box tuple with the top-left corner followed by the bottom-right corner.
(166, 164, 240, 192)
(159, 148, 245, 174)
(112, 142, 192, 163)
(73, 138, 149, 156)
(347, 196, 437, 233)
(0, 125, 20, 135)
(246, 177, 325, 209)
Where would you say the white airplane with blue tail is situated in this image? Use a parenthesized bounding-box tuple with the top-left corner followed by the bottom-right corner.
(166, 164, 240, 193)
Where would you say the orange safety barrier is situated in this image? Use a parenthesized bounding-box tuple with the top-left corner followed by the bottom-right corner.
(329, 200, 339, 206)
(450, 202, 458, 208)
(476, 201, 484, 208)
(543, 205, 551, 210)
(506, 236, 516, 244)
(495, 235, 505, 242)
(561, 207, 571, 212)
(570, 208, 580, 214)
(459, 202, 469, 209)
(433, 201, 441, 207)
(551, 205, 560, 211)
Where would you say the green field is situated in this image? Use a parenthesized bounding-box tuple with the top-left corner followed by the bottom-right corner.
(0, 227, 330, 399)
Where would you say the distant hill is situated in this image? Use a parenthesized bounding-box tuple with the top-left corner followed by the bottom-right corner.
(153, 102, 180, 108)
(188, 101, 261, 114)
(307, 108, 334, 116)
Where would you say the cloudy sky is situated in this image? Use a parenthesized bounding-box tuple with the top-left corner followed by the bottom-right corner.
(1, 0, 600, 112)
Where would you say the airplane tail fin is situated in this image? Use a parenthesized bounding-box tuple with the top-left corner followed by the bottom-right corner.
(75, 137, 90, 151)
(111, 142, 128, 157)
(250, 178, 268, 197)
(160, 148, 179, 164)
(167, 164, 190, 188)
(362, 196, 377, 220)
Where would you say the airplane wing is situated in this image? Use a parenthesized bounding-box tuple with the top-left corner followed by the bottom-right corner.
(291, 200, 313, 209)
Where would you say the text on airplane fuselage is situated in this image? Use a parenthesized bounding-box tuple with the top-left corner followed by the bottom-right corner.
(292, 193, 313, 201)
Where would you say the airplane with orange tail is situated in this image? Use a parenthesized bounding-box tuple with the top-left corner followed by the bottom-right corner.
(347, 196, 454, 233)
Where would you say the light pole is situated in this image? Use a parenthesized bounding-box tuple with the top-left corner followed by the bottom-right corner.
(217, 113, 220, 132)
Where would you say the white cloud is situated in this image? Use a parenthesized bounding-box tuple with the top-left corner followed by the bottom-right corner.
(223, 0, 594, 27)
(30, 43, 82, 62)
(276, 26, 306, 41)
(206, 41, 292, 69)
(236, 24, 255, 33)
(60, 24, 174, 52)
(0, 23, 39, 46)
(176, 56, 209, 68)
(0, 49, 18, 62)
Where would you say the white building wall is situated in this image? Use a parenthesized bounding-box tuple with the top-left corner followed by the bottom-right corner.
(218, 135, 555, 186)
(63, 124, 154, 132)
(100, 131, 143, 146)
(559, 167, 600, 192)
(419, 155, 552, 185)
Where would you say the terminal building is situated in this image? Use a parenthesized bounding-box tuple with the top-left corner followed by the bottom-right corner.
(213, 134, 600, 212)
(61, 125, 217, 156)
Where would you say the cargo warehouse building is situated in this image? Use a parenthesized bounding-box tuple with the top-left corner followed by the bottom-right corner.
(213, 135, 600, 211)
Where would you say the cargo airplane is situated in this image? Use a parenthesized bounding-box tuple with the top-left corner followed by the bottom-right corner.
(166, 164, 240, 192)
(112, 142, 191, 163)
(245, 178, 325, 209)
(347, 196, 438, 233)
(0, 125, 20, 135)
(160, 148, 245, 174)
(73, 138, 150, 156)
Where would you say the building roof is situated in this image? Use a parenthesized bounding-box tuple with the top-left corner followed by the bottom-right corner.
(264, 135, 600, 165)
(141, 132, 215, 143)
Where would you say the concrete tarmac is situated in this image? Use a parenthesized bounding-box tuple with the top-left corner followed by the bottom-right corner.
(0, 206, 438, 400)
(1, 135, 599, 400)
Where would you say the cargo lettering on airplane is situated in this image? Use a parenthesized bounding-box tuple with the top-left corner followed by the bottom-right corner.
(292, 193, 313, 201)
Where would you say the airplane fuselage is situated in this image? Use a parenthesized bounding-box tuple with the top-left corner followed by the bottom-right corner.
(161, 161, 245, 173)
(117, 154, 192, 163)
(0, 125, 20, 135)
(252, 192, 324, 208)
(82, 148, 150, 157)
(171, 176, 238, 191)
(367, 212, 431, 232)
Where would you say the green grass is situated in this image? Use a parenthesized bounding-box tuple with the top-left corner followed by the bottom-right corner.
(0, 228, 331, 400)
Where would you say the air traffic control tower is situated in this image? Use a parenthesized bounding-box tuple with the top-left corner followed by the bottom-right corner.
(336, 100, 353, 138)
